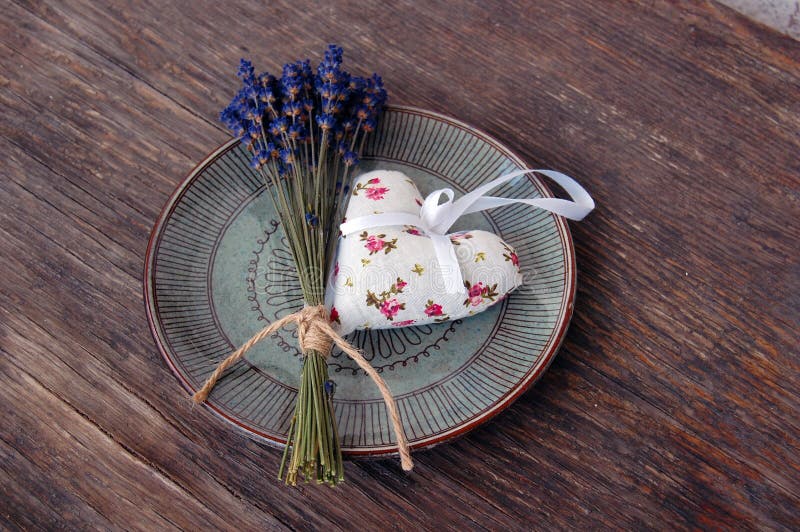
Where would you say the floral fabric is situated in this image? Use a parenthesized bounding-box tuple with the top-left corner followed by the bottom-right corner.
(327, 170, 523, 335)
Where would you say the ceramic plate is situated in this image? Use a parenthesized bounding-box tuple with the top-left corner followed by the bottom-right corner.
(144, 105, 575, 457)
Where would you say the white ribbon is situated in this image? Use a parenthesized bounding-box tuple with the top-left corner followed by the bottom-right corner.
(339, 169, 595, 293)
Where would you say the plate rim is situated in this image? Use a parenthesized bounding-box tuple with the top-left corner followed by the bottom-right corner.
(143, 104, 576, 457)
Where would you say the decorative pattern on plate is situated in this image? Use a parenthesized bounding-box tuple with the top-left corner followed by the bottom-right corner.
(246, 222, 462, 374)
(144, 106, 575, 456)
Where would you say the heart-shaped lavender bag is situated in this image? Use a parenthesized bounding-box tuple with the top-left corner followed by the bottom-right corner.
(327, 169, 594, 335)
(327, 170, 523, 335)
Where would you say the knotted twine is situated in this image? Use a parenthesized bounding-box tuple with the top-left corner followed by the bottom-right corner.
(192, 305, 413, 471)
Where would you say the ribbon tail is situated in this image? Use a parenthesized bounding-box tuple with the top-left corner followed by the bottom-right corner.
(461, 169, 595, 221)
(465, 196, 593, 221)
(430, 233, 464, 294)
(448, 169, 595, 227)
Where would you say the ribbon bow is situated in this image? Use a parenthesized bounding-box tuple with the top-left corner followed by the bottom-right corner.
(339, 169, 595, 293)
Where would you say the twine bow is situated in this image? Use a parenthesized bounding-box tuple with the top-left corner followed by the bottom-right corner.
(193, 305, 413, 471)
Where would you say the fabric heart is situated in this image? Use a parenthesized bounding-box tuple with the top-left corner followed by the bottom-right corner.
(326, 170, 524, 335)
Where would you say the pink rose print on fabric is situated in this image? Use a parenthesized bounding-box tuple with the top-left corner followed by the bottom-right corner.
(365, 277, 407, 321)
(380, 298, 402, 319)
(366, 235, 384, 252)
(502, 243, 519, 268)
(424, 299, 449, 322)
(424, 301, 443, 317)
(403, 225, 423, 236)
(463, 280, 499, 308)
(468, 282, 484, 306)
(359, 231, 397, 255)
(449, 232, 473, 246)
(353, 177, 390, 201)
(392, 319, 415, 327)
(365, 186, 389, 200)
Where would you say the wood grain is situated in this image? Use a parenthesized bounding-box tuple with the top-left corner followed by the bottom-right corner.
(1, 0, 798, 529)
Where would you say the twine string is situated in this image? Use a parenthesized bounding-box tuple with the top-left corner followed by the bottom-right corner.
(192, 305, 413, 471)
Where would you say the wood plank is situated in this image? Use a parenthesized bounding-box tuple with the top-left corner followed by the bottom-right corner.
(0, 359, 232, 531)
(1, 0, 798, 528)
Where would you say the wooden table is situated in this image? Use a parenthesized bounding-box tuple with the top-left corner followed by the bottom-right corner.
(2, 0, 798, 529)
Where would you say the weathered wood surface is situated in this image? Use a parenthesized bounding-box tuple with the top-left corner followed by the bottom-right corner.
(1, 0, 798, 528)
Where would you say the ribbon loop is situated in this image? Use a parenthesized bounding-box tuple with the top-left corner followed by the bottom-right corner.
(420, 188, 455, 233)
(340, 169, 595, 294)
